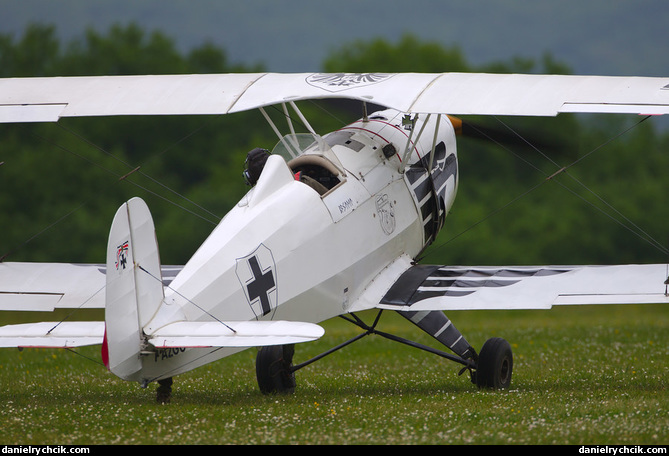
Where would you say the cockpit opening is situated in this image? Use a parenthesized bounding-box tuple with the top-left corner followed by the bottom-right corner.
(269, 133, 346, 197)
(288, 154, 342, 196)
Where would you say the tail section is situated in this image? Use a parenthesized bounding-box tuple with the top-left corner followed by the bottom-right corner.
(100, 197, 324, 386)
(103, 197, 164, 382)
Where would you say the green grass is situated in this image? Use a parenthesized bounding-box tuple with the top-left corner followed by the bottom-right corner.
(0, 305, 667, 445)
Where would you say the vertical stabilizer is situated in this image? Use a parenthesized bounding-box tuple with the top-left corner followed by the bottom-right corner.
(103, 197, 164, 382)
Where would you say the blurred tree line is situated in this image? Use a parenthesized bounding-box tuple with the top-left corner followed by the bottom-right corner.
(1, 25, 667, 267)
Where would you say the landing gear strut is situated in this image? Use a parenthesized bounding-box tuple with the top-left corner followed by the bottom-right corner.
(253, 310, 513, 394)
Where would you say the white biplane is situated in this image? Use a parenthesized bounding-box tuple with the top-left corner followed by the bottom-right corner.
(0, 72, 668, 401)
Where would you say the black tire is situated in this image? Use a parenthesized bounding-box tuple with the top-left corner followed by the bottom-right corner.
(255, 344, 296, 394)
(475, 337, 513, 390)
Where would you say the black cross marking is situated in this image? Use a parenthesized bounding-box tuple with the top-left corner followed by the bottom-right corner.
(246, 255, 275, 316)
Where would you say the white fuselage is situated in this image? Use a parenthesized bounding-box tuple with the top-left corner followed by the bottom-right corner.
(141, 110, 458, 380)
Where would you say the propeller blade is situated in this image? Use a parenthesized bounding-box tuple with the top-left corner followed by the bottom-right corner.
(447, 115, 560, 152)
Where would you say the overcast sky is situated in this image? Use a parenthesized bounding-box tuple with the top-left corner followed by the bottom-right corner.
(2, 0, 668, 76)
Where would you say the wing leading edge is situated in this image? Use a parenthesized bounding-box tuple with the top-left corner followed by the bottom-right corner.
(1, 72, 668, 123)
(378, 263, 669, 311)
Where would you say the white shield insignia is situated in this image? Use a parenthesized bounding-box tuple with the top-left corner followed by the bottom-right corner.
(235, 244, 278, 319)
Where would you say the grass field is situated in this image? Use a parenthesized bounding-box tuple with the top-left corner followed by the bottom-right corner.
(0, 305, 667, 445)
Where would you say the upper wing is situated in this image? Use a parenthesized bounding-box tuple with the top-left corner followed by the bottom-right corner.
(0, 73, 266, 122)
(1, 72, 668, 123)
(376, 263, 669, 311)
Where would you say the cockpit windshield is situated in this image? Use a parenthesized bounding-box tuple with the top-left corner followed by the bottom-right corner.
(271, 133, 346, 177)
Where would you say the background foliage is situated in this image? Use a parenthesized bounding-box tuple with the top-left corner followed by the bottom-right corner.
(0, 23, 667, 446)
(1, 24, 668, 267)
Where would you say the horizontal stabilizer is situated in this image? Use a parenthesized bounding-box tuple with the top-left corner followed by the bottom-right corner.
(149, 320, 324, 348)
(0, 321, 104, 348)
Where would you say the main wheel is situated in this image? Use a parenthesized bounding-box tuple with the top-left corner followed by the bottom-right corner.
(475, 337, 513, 390)
(255, 344, 296, 394)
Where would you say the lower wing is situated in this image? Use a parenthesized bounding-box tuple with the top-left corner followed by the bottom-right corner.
(0, 262, 182, 311)
(376, 263, 669, 311)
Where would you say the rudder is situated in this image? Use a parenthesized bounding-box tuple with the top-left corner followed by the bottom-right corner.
(103, 197, 164, 382)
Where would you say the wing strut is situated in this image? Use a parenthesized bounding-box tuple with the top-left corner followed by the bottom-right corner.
(258, 101, 322, 159)
(288, 310, 477, 375)
(259, 107, 299, 158)
(399, 113, 437, 172)
(399, 114, 419, 170)
(288, 101, 318, 137)
(427, 114, 441, 173)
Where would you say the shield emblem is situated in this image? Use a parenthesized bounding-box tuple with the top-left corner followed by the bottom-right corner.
(115, 241, 129, 271)
(235, 244, 278, 319)
(375, 194, 396, 235)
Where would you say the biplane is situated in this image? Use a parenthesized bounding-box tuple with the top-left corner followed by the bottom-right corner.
(0, 72, 668, 401)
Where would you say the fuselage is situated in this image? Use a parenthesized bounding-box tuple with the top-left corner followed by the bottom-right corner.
(141, 109, 459, 379)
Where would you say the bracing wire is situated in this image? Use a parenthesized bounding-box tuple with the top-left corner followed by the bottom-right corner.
(2, 120, 226, 261)
(0, 120, 233, 368)
(137, 264, 236, 333)
(56, 122, 223, 224)
(421, 114, 669, 261)
(492, 114, 669, 257)
(137, 264, 235, 384)
(282, 100, 669, 260)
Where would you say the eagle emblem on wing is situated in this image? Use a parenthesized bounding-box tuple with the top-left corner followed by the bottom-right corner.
(306, 73, 394, 92)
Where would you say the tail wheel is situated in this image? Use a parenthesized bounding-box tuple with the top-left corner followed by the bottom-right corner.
(475, 337, 513, 390)
(256, 344, 296, 394)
